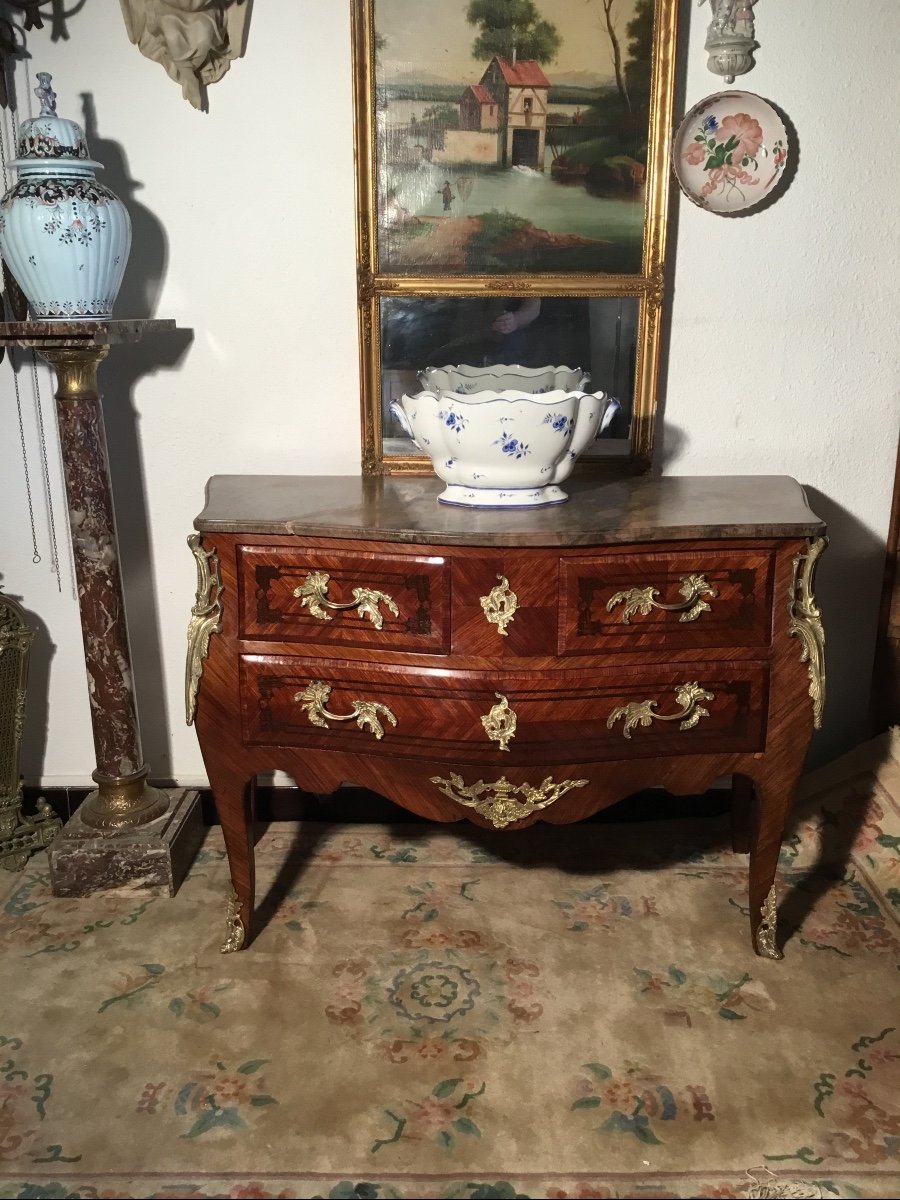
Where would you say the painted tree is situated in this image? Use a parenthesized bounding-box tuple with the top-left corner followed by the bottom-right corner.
(624, 0, 655, 127)
(585, 0, 654, 140)
(598, 0, 631, 117)
(466, 0, 561, 65)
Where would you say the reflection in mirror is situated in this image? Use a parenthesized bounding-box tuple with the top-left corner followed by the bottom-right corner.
(379, 295, 639, 460)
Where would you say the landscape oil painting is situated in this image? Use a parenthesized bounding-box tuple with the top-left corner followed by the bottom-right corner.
(371, 0, 659, 276)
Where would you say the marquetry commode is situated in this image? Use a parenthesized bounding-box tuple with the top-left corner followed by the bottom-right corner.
(186, 474, 826, 959)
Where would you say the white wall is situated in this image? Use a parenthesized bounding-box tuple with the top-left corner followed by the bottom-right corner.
(1, 1, 898, 786)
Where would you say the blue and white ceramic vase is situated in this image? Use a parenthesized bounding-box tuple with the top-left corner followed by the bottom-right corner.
(0, 73, 131, 320)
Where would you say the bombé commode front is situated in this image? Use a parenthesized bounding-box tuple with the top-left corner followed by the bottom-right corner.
(185, 473, 826, 963)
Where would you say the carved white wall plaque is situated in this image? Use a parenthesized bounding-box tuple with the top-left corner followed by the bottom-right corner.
(118, 0, 251, 109)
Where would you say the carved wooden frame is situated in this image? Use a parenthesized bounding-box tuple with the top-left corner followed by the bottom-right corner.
(351, 0, 679, 476)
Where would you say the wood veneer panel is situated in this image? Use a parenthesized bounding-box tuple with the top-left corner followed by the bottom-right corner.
(190, 479, 823, 959)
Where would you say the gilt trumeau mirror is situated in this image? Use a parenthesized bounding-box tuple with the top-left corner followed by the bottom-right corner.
(352, 0, 678, 475)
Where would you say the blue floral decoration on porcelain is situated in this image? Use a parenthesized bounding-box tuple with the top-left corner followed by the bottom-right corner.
(438, 408, 467, 434)
(494, 432, 530, 459)
(543, 413, 574, 435)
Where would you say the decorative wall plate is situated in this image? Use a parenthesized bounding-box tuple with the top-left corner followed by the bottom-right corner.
(672, 90, 789, 215)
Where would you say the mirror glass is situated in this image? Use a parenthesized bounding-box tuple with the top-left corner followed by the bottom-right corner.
(379, 295, 639, 461)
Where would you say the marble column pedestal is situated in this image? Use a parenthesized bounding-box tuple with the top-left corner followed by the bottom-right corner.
(47, 789, 204, 897)
(0, 320, 201, 897)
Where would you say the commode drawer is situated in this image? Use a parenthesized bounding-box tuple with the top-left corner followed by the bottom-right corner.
(240, 655, 768, 765)
(559, 548, 775, 655)
(237, 546, 450, 653)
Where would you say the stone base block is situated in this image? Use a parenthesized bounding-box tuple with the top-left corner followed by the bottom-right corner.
(47, 788, 204, 898)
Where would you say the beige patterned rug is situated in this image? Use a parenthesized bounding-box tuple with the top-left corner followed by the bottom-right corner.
(2, 736, 900, 1200)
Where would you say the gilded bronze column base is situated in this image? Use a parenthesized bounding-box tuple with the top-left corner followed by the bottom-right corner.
(79, 766, 170, 831)
(48, 787, 203, 898)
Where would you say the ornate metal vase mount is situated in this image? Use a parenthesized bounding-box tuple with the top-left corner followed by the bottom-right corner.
(0, 73, 132, 319)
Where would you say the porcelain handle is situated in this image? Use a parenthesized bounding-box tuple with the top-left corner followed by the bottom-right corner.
(595, 395, 620, 438)
(389, 400, 416, 441)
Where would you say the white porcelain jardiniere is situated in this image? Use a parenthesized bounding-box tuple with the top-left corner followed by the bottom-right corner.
(0, 73, 131, 320)
(391, 386, 617, 508)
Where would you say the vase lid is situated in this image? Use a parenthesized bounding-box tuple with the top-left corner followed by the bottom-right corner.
(11, 72, 102, 169)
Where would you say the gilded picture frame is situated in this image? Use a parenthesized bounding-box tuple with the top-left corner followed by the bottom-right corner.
(353, 0, 679, 476)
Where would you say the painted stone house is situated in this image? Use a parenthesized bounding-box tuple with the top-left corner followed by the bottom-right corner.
(459, 83, 500, 132)
(476, 56, 551, 170)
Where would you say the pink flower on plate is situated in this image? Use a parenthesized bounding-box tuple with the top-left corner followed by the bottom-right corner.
(683, 141, 707, 166)
(718, 112, 764, 162)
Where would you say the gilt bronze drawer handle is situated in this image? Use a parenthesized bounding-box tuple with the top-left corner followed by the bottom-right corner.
(293, 570, 399, 630)
(606, 681, 715, 739)
(430, 772, 588, 829)
(606, 573, 717, 624)
(481, 693, 517, 751)
(480, 574, 517, 636)
(294, 680, 397, 740)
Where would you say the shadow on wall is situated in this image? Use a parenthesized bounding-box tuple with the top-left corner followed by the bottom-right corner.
(651, 420, 690, 473)
(642, 432, 880, 771)
(803, 486, 882, 768)
(76, 92, 193, 783)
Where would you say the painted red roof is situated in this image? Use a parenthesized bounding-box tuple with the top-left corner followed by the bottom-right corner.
(465, 84, 497, 104)
(493, 58, 551, 88)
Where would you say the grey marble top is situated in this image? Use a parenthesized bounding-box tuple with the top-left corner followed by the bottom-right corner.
(0, 319, 177, 348)
(194, 475, 825, 546)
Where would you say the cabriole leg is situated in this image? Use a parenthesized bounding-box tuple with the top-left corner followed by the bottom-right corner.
(205, 760, 256, 952)
(731, 773, 753, 854)
(747, 769, 801, 959)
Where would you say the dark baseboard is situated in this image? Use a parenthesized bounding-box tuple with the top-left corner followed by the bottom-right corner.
(23, 783, 731, 827)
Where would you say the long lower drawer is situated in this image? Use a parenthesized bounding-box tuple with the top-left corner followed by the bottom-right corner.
(240, 655, 768, 765)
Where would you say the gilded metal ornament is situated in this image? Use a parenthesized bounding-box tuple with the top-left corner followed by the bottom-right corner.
(221, 889, 245, 954)
(430, 772, 588, 829)
(185, 533, 222, 726)
(606, 573, 717, 624)
(481, 693, 517, 751)
(755, 884, 782, 960)
(788, 536, 827, 729)
(607, 681, 714, 739)
(294, 680, 397, 740)
(1, 590, 62, 870)
(480, 575, 518, 637)
(82, 766, 168, 831)
(293, 570, 399, 630)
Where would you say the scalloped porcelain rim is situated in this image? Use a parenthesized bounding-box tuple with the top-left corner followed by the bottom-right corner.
(418, 363, 589, 390)
(419, 362, 585, 377)
(404, 387, 606, 405)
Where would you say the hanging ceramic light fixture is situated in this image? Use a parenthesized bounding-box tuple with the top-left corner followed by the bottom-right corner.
(0, 72, 131, 319)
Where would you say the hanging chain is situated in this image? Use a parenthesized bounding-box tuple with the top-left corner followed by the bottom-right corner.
(30, 349, 62, 583)
(9, 351, 41, 562)
(0, 72, 39, 563)
(1, 57, 64, 590)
